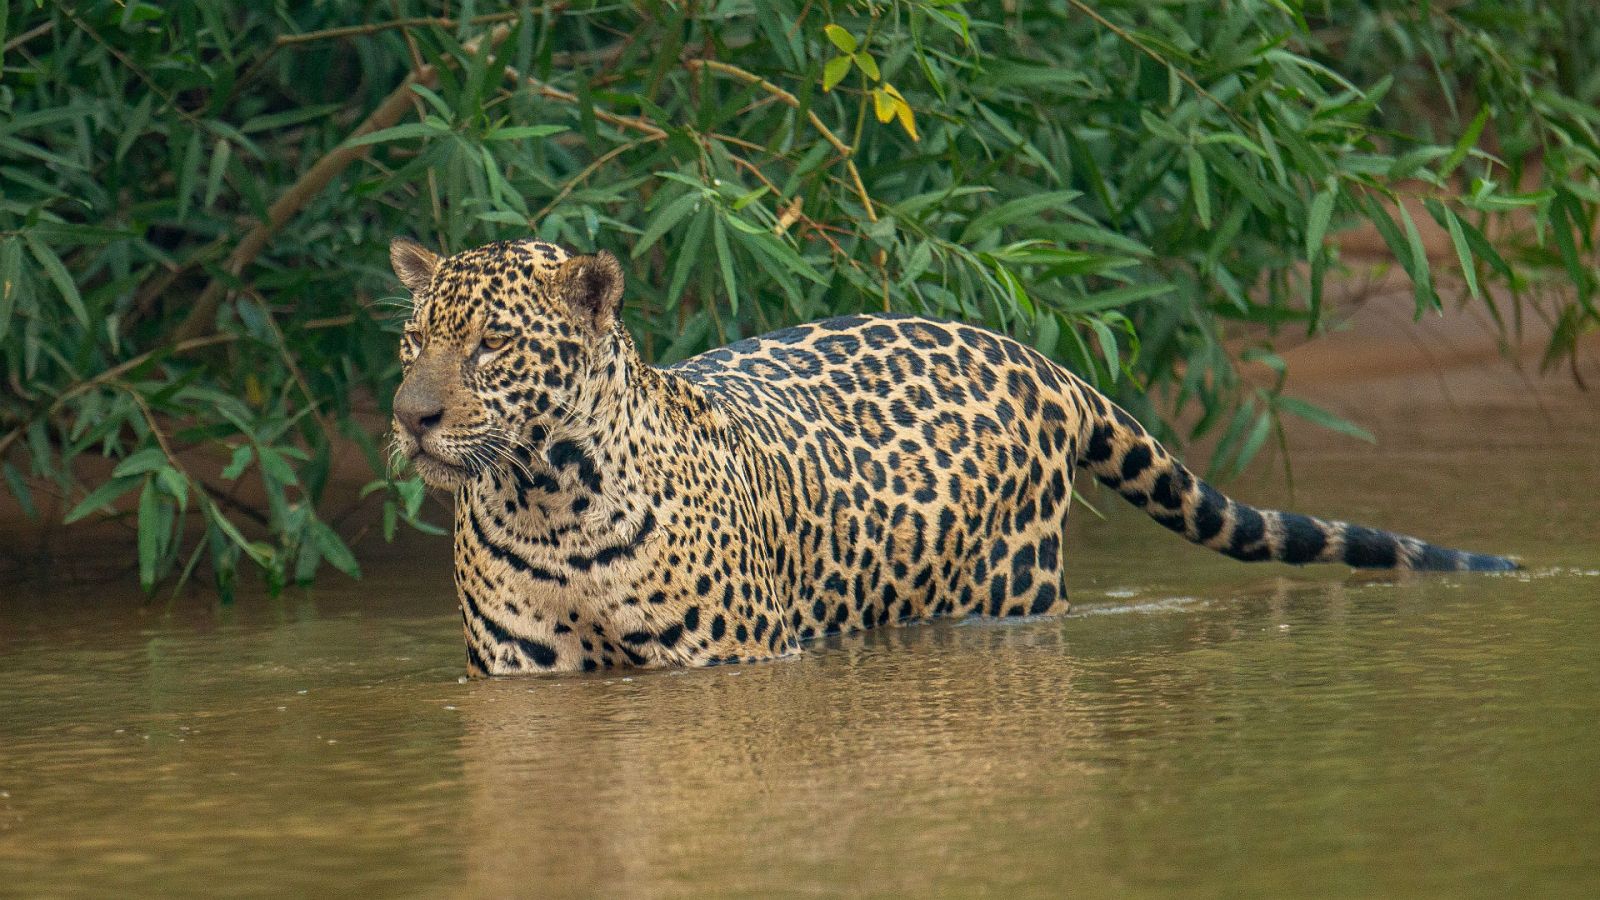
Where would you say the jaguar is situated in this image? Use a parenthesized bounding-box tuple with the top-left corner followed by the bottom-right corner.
(387, 236, 1517, 676)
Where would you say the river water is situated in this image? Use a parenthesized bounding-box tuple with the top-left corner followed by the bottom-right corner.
(2, 369, 1597, 898)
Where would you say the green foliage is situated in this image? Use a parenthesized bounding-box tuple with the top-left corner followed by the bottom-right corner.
(1, 1, 1595, 593)
(1305, 0, 1600, 367)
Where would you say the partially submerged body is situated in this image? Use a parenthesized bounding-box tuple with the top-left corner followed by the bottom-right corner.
(388, 238, 1516, 676)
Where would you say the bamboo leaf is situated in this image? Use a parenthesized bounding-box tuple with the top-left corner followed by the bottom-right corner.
(204, 137, 231, 209)
(959, 191, 1080, 244)
(206, 502, 273, 568)
(312, 520, 361, 579)
(64, 476, 142, 524)
(667, 208, 711, 307)
(1234, 409, 1273, 476)
(712, 213, 739, 314)
(138, 479, 160, 591)
(399, 477, 425, 518)
(112, 447, 169, 478)
(1440, 106, 1491, 178)
(1275, 396, 1375, 443)
(409, 84, 454, 120)
(1305, 187, 1337, 259)
(886, 85, 919, 141)
(485, 124, 569, 141)
(1061, 283, 1175, 313)
(1088, 317, 1121, 383)
(0, 238, 20, 342)
(634, 191, 702, 258)
(346, 122, 449, 148)
(3, 462, 35, 519)
(1185, 146, 1212, 229)
(1394, 201, 1437, 310)
(256, 446, 299, 487)
(157, 466, 189, 511)
(1442, 207, 1482, 301)
(1451, 210, 1515, 282)
(23, 233, 88, 328)
(222, 444, 254, 480)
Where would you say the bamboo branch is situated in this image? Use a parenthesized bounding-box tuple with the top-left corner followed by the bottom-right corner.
(234, 9, 545, 94)
(274, 12, 523, 46)
(3, 21, 55, 54)
(509, 70, 668, 140)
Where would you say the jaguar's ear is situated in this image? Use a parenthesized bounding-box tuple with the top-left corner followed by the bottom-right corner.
(390, 238, 440, 295)
(556, 251, 624, 333)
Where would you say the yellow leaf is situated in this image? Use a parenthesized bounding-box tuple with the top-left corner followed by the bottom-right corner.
(883, 84, 918, 141)
(894, 99, 919, 142)
(873, 88, 895, 123)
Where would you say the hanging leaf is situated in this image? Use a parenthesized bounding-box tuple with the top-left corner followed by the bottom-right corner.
(884, 84, 919, 141)
(873, 88, 895, 123)
(23, 234, 88, 328)
(1305, 186, 1337, 258)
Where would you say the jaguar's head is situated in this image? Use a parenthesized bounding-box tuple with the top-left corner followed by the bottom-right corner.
(387, 237, 624, 489)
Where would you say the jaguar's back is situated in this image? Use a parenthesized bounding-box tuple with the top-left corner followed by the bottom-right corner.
(672, 314, 1088, 634)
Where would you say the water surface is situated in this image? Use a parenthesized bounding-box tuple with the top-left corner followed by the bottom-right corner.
(3, 386, 1597, 898)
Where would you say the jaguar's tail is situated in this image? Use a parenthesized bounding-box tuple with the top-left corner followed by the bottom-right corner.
(1076, 395, 1518, 572)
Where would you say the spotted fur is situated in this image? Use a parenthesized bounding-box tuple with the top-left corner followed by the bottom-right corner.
(388, 238, 1518, 676)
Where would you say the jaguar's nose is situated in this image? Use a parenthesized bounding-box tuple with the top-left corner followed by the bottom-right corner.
(396, 402, 444, 439)
(394, 380, 445, 439)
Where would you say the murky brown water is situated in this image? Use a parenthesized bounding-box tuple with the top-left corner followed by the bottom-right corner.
(3, 376, 1598, 898)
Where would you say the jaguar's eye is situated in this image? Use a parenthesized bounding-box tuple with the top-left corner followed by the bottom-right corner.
(479, 333, 511, 354)
(403, 328, 423, 352)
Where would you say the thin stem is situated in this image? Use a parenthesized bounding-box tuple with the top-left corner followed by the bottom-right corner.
(509, 69, 668, 140)
(244, 289, 335, 440)
(1064, 0, 1248, 129)
(531, 137, 654, 224)
(684, 58, 879, 223)
(273, 12, 525, 47)
(58, 6, 203, 127)
(3, 20, 55, 54)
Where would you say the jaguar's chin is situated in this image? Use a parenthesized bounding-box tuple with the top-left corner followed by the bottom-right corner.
(407, 446, 474, 489)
